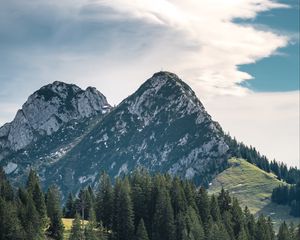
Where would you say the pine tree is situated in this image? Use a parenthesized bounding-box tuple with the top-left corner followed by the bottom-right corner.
(26, 169, 47, 227)
(152, 184, 175, 240)
(244, 206, 255, 240)
(277, 221, 290, 240)
(69, 213, 84, 240)
(0, 167, 14, 201)
(65, 192, 76, 218)
(46, 185, 64, 240)
(210, 194, 221, 222)
(196, 186, 211, 231)
(221, 210, 235, 239)
(218, 188, 231, 214)
(237, 227, 248, 240)
(96, 172, 113, 229)
(84, 209, 99, 240)
(24, 194, 44, 240)
(231, 198, 244, 238)
(170, 177, 187, 217)
(112, 178, 134, 240)
(185, 206, 205, 240)
(0, 198, 25, 240)
(130, 170, 152, 231)
(255, 215, 273, 240)
(207, 223, 230, 240)
(135, 218, 149, 240)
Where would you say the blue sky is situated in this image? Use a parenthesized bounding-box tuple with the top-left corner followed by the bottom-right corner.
(239, 0, 299, 92)
(0, 0, 299, 167)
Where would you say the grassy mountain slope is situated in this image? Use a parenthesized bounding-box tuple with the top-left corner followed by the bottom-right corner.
(209, 158, 300, 230)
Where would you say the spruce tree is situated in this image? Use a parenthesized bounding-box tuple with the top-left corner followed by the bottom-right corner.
(0, 198, 25, 240)
(65, 192, 76, 218)
(237, 227, 248, 240)
(69, 213, 84, 240)
(185, 206, 205, 240)
(231, 198, 244, 238)
(112, 178, 134, 240)
(96, 172, 113, 229)
(207, 223, 230, 240)
(24, 194, 44, 240)
(244, 206, 255, 240)
(196, 186, 211, 231)
(84, 209, 99, 240)
(210, 194, 221, 222)
(26, 169, 47, 227)
(152, 184, 175, 240)
(277, 221, 290, 240)
(135, 218, 149, 240)
(218, 188, 231, 214)
(46, 185, 64, 240)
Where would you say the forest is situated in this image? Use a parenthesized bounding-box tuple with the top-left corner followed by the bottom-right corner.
(0, 167, 299, 240)
(271, 183, 300, 217)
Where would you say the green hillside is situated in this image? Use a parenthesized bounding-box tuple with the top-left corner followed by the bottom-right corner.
(209, 158, 300, 230)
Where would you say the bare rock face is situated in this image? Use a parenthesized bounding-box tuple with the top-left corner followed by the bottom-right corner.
(0, 81, 111, 152)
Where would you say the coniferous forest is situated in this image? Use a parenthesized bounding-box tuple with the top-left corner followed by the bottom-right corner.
(271, 183, 300, 217)
(1, 167, 299, 240)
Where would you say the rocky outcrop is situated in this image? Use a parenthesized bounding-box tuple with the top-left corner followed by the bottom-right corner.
(0, 81, 111, 152)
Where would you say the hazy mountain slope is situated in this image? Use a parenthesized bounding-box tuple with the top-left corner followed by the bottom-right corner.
(209, 158, 300, 230)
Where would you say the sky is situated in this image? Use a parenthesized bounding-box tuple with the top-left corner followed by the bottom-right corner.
(0, 0, 299, 167)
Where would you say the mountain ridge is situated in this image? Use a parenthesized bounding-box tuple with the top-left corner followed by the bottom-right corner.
(0, 81, 111, 161)
(1, 72, 230, 197)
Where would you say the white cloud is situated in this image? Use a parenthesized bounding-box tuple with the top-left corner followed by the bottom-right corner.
(203, 91, 300, 168)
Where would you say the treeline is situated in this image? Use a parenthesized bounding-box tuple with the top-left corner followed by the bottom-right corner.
(1, 167, 300, 240)
(271, 183, 300, 217)
(225, 135, 300, 184)
(65, 171, 300, 240)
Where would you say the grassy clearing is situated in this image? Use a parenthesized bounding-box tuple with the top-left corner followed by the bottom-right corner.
(208, 158, 300, 231)
(62, 218, 88, 239)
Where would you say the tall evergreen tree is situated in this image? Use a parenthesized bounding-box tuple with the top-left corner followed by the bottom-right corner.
(96, 172, 113, 229)
(185, 206, 205, 240)
(26, 169, 47, 227)
(0, 198, 25, 240)
(84, 209, 99, 240)
(196, 186, 211, 231)
(210, 194, 221, 222)
(46, 185, 64, 240)
(152, 184, 175, 240)
(65, 192, 76, 218)
(231, 198, 244, 238)
(135, 218, 149, 240)
(112, 178, 134, 240)
(207, 223, 230, 240)
(69, 213, 84, 240)
(277, 221, 290, 240)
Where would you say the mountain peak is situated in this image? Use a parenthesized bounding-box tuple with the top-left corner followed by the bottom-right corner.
(0, 82, 111, 154)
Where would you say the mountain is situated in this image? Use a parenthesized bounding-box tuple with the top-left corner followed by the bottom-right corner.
(0, 72, 229, 196)
(0, 81, 111, 174)
(208, 158, 300, 230)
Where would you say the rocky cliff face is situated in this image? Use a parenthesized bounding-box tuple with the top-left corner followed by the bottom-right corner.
(0, 81, 111, 155)
(1, 72, 229, 198)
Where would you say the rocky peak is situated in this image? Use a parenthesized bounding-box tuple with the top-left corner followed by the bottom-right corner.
(125, 71, 208, 127)
(0, 81, 111, 153)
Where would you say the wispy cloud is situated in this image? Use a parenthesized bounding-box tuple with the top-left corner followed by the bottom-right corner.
(0, 0, 290, 103)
